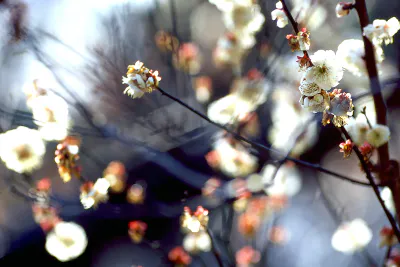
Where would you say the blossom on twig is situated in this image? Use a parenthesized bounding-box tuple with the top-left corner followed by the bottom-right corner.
(80, 178, 110, 209)
(380, 227, 399, 248)
(271, 1, 288, 28)
(122, 61, 161, 99)
(335, 2, 353, 18)
(339, 139, 353, 158)
(363, 17, 400, 45)
(54, 136, 81, 182)
(366, 124, 390, 148)
(168, 246, 192, 266)
(236, 246, 261, 267)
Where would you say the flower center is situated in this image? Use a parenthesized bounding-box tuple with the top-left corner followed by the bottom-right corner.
(14, 145, 32, 161)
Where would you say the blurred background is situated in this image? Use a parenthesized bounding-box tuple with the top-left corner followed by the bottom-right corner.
(0, 0, 400, 266)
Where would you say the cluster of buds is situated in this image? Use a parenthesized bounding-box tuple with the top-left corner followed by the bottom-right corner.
(168, 246, 192, 267)
(54, 136, 81, 182)
(339, 139, 353, 158)
(80, 178, 110, 209)
(286, 28, 310, 52)
(181, 206, 209, 233)
(363, 17, 400, 46)
(127, 182, 146, 204)
(103, 161, 126, 193)
(319, 89, 354, 127)
(193, 76, 213, 104)
(128, 221, 147, 243)
(379, 227, 399, 248)
(31, 178, 62, 232)
(122, 61, 161, 99)
(181, 206, 211, 254)
(236, 246, 261, 267)
(172, 43, 202, 75)
(154, 30, 179, 52)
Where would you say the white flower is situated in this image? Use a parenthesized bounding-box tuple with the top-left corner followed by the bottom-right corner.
(234, 75, 269, 110)
(30, 94, 70, 141)
(0, 127, 45, 173)
(223, 2, 265, 34)
(335, 2, 351, 18)
(45, 222, 88, 262)
(331, 219, 372, 253)
(213, 32, 251, 68)
(262, 164, 302, 197)
(122, 76, 145, 99)
(271, 2, 288, 28)
(366, 124, 390, 148)
(183, 231, 212, 253)
(336, 39, 384, 77)
(304, 50, 344, 90)
(298, 78, 321, 96)
(363, 17, 400, 45)
(299, 93, 329, 113)
(344, 115, 369, 146)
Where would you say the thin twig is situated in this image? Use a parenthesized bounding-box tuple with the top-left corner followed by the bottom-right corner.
(156, 86, 377, 187)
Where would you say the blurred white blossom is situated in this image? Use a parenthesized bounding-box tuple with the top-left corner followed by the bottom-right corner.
(262, 164, 302, 197)
(366, 124, 390, 148)
(299, 93, 329, 113)
(271, 2, 288, 28)
(223, 1, 265, 34)
(336, 39, 384, 77)
(183, 231, 212, 253)
(344, 114, 370, 146)
(45, 222, 88, 262)
(331, 219, 372, 253)
(0, 127, 45, 173)
(363, 17, 400, 45)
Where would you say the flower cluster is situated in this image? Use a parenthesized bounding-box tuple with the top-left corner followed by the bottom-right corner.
(0, 126, 45, 173)
(80, 178, 110, 209)
(128, 221, 147, 243)
(181, 206, 211, 254)
(32, 178, 61, 232)
(271, 1, 288, 28)
(363, 17, 400, 46)
(168, 246, 192, 267)
(122, 61, 161, 99)
(54, 136, 81, 182)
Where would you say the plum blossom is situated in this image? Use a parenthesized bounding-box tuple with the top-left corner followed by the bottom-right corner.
(271, 1, 288, 28)
(366, 124, 390, 148)
(45, 222, 88, 262)
(331, 219, 372, 253)
(363, 17, 400, 45)
(223, 1, 265, 34)
(0, 127, 45, 173)
(122, 61, 161, 99)
(344, 114, 370, 146)
(304, 50, 344, 90)
(80, 178, 110, 209)
(339, 139, 353, 158)
(299, 92, 330, 113)
(236, 246, 261, 267)
(336, 39, 384, 77)
(262, 163, 302, 197)
(298, 78, 321, 96)
(168, 246, 191, 266)
(380, 227, 399, 248)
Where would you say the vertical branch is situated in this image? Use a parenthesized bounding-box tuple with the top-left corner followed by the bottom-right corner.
(354, 0, 400, 223)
